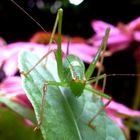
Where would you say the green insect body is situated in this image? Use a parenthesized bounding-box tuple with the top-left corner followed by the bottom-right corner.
(13, 4, 111, 129)
(63, 54, 86, 96)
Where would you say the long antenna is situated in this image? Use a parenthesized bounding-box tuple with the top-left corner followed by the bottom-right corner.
(10, 0, 47, 33)
(87, 73, 140, 84)
(106, 73, 140, 77)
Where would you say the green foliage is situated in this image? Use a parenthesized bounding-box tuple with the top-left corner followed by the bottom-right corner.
(0, 107, 43, 140)
(18, 51, 126, 140)
(0, 96, 36, 123)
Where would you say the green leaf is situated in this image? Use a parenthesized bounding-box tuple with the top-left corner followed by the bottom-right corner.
(18, 51, 126, 140)
(0, 96, 36, 123)
(0, 108, 43, 140)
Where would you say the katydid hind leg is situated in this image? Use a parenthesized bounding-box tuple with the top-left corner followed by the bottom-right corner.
(94, 37, 107, 88)
(34, 80, 67, 130)
(11, 0, 64, 77)
(88, 98, 112, 129)
(86, 74, 106, 85)
(34, 81, 48, 131)
(54, 9, 64, 82)
(85, 84, 112, 129)
(85, 28, 110, 80)
(101, 75, 107, 93)
(86, 73, 140, 129)
(21, 49, 54, 76)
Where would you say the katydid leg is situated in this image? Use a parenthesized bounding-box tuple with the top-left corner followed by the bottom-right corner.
(85, 28, 110, 80)
(86, 73, 107, 95)
(85, 87, 111, 104)
(101, 75, 107, 93)
(21, 49, 54, 76)
(34, 80, 66, 130)
(94, 29, 108, 88)
(85, 86, 112, 129)
(20, 9, 63, 77)
(34, 81, 48, 131)
(88, 98, 112, 129)
(86, 74, 106, 85)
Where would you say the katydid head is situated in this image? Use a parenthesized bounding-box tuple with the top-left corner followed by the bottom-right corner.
(63, 54, 87, 96)
(70, 79, 86, 97)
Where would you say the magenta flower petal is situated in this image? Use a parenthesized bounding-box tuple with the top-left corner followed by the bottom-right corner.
(104, 99, 140, 117)
(0, 76, 22, 94)
(91, 20, 119, 34)
(93, 33, 131, 46)
(91, 20, 132, 45)
(3, 53, 18, 76)
(91, 18, 140, 53)
(0, 37, 6, 47)
(12, 93, 32, 109)
(103, 99, 140, 139)
(1, 40, 101, 77)
(127, 17, 140, 30)
(0, 76, 32, 108)
(24, 119, 34, 126)
(1, 42, 49, 76)
(0, 47, 7, 67)
(109, 42, 130, 53)
(106, 108, 130, 139)
(133, 31, 140, 41)
(31, 42, 98, 64)
(60, 43, 98, 63)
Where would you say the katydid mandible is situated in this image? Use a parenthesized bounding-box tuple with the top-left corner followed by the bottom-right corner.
(11, 0, 112, 130)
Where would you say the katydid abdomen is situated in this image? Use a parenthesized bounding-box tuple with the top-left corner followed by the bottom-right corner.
(63, 54, 86, 96)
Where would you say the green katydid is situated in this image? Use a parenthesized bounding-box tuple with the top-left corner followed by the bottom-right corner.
(11, 0, 112, 130)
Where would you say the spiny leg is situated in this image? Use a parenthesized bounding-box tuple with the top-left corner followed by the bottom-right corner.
(86, 73, 140, 129)
(88, 98, 112, 129)
(34, 81, 48, 131)
(21, 49, 54, 76)
(87, 74, 107, 99)
(85, 86, 112, 129)
(34, 81, 67, 130)
(85, 28, 110, 80)
(101, 75, 107, 93)
(85, 74, 112, 129)
(94, 42, 107, 89)
(19, 9, 63, 77)
(11, 0, 64, 81)
(84, 28, 110, 129)
(86, 74, 106, 85)
(54, 9, 64, 82)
